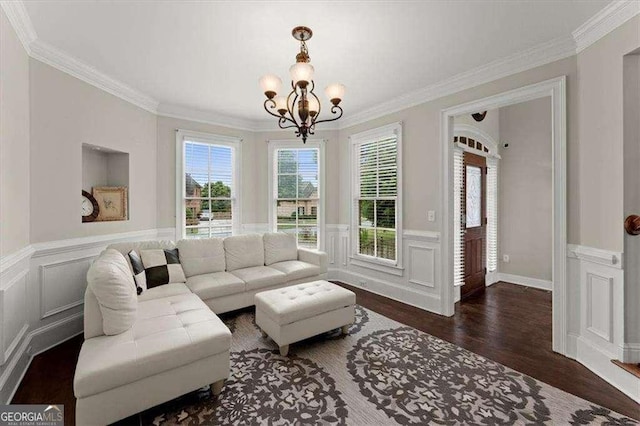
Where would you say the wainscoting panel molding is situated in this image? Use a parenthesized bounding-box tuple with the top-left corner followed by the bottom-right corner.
(568, 244, 637, 402)
(39, 256, 95, 320)
(0, 228, 175, 403)
(585, 272, 614, 343)
(408, 245, 435, 288)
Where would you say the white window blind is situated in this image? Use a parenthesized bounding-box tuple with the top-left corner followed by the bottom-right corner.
(274, 147, 320, 249)
(354, 135, 398, 262)
(453, 148, 465, 287)
(182, 140, 237, 239)
(486, 160, 498, 272)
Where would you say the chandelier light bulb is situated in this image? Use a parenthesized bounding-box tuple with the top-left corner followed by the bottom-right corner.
(289, 62, 315, 88)
(273, 96, 288, 115)
(308, 97, 320, 116)
(325, 83, 345, 105)
(259, 74, 282, 99)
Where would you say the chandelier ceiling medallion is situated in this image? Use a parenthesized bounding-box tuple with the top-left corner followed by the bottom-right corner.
(260, 26, 345, 143)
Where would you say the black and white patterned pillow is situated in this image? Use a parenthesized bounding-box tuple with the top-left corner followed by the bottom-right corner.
(139, 248, 187, 289)
(128, 250, 146, 295)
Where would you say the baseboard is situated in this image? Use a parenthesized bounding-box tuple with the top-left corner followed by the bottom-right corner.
(496, 273, 552, 291)
(331, 269, 442, 314)
(0, 313, 83, 404)
(621, 343, 640, 364)
(576, 336, 640, 404)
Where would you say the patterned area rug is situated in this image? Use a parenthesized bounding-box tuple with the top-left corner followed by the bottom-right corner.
(135, 306, 638, 425)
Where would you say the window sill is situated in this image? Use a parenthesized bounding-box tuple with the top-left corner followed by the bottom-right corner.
(349, 256, 404, 277)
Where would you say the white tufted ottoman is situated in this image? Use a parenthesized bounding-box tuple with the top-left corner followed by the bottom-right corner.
(254, 280, 356, 356)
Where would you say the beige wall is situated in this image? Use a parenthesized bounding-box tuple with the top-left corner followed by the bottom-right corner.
(337, 56, 579, 242)
(498, 97, 552, 281)
(577, 15, 639, 252)
(0, 9, 30, 256)
(454, 108, 500, 145)
(623, 52, 640, 345)
(29, 59, 158, 242)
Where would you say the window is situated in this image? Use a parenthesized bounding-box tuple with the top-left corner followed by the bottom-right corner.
(176, 130, 240, 239)
(268, 140, 324, 249)
(351, 123, 402, 266)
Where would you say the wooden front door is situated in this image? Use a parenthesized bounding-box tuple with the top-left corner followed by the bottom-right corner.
(462, 152, 487, 300)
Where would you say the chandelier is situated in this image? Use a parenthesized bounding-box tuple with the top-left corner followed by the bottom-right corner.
(260, 26, 345, 143)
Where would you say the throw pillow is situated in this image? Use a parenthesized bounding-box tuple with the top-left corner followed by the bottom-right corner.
(127, 250, 146, 295)
(140, 248, 187, 288)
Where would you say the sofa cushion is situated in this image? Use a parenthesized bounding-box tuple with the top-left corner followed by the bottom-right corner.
(74, 293, 231, 398)
(224, 234, 265, 272)
(263, 233, 298, 266)
(140, 249, 186, 288)
(137, 283, 192, 302)
(87, 250, 138, 336)
(269, 260, 321, 281)
(230, 266, 286, 291)
(186, 272, 245, 300)
(176, 238, 226, 277)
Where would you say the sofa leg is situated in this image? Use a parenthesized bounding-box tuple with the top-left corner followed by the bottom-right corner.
(279, 345, 289, 356)
(210, 379, 224, 397)
(341, 325, 350, 335)
(260, 329, 268, 338)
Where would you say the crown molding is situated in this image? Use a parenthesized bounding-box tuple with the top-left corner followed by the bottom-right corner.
(1, 1, 159, 114)
(3, 0, 638, 132)
(338, 35, 577, 129)
(157, 103, 258, 132)
(573, 0, 640, 54)
(0, 1, 36, 53)
(30, 40, 159, 113)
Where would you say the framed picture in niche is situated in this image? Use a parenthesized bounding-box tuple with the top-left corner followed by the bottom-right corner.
(93, 186, 128, 221)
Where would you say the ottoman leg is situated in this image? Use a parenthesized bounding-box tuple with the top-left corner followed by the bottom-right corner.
(341, 325, 350, 335)
(210, 379, 225, 397)
(279, 345, 289, 356)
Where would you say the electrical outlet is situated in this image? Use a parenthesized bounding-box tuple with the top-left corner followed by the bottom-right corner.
(359, 280, 367, 287)
(503, 254, 510, 263)
(427, 210, 436, 222)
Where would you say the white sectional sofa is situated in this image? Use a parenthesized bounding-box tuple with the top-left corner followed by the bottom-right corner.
(74, 233, 328, 425)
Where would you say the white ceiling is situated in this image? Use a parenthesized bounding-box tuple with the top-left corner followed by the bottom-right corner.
(22, 0, 609, 124)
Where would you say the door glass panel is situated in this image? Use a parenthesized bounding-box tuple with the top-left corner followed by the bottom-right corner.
(466, 165, 482, 228)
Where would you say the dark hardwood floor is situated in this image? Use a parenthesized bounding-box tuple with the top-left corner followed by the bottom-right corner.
(11, 281, 640, 425)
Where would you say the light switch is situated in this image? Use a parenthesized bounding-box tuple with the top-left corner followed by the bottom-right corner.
(427, 210, 436, 222)
(503, 254, 510, 263)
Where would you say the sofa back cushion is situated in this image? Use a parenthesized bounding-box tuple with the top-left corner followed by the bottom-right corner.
(263, 232, 298, 266)
(176, 238, 226, 277)
(224, 234, 264, 271)
(86, 249, 137, 336)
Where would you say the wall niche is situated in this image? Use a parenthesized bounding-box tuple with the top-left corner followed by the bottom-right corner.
(81, 143, 129, 222)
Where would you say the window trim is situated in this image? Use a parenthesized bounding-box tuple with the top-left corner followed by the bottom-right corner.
(350, 122, 403, 271)
(267, 139, 326, 251)
(175, 129, 242, 240)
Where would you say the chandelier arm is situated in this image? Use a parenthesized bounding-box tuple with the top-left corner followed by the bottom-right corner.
(286, 88, 300, 128)
(277, 118, 299, 130)
(312, 105, 343, 125)
(309, 88, 322, 129)
(263, 99, 298, 126)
